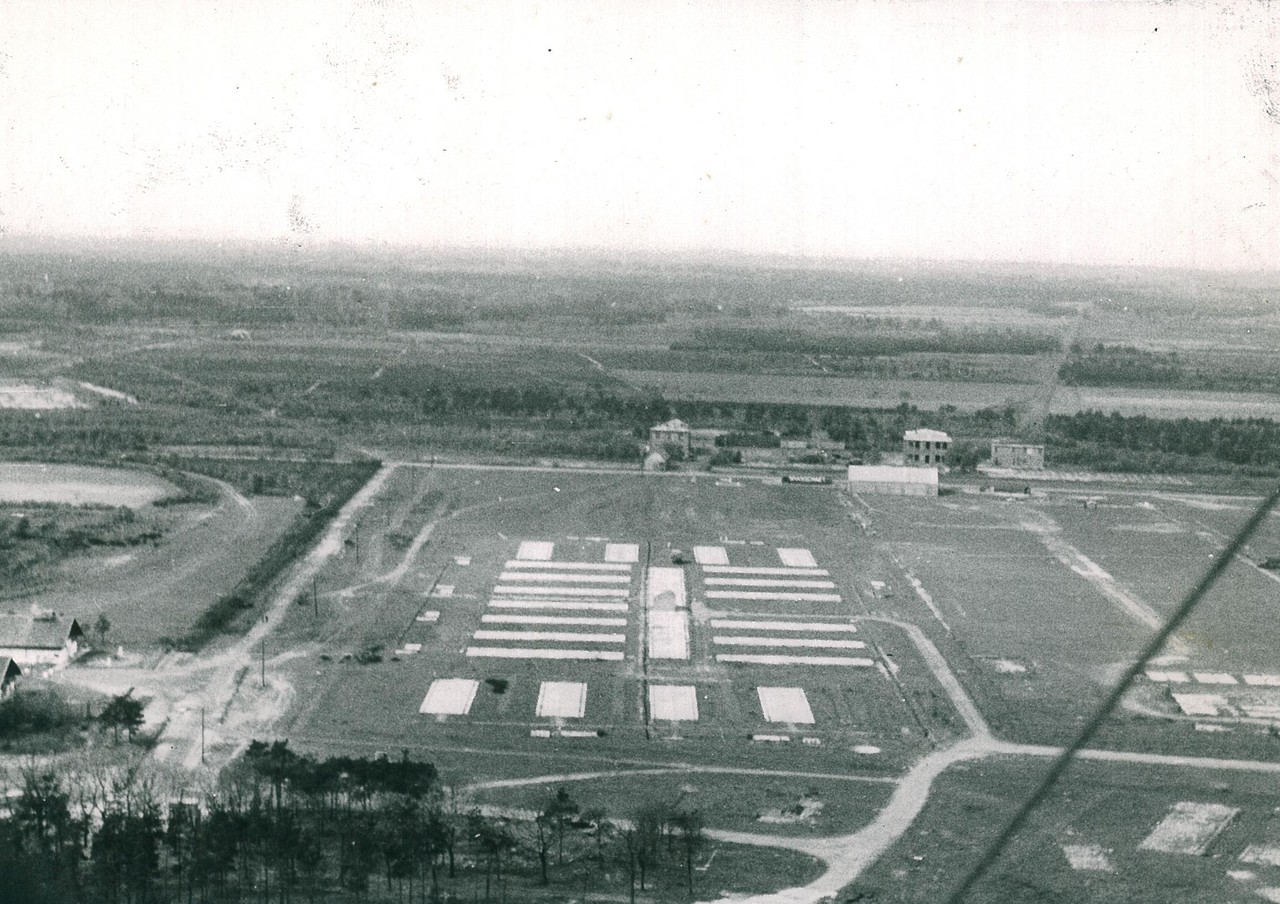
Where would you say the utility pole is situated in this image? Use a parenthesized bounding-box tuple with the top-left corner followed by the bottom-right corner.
(260, 639, 265, 688)
(313, 575, 318, 617)
(200, 707, 205, 764)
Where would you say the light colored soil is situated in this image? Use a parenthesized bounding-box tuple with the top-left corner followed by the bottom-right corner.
(0, 462, 177, 506)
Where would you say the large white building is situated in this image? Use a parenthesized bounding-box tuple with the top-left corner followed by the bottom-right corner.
(847, 465, 938, 496)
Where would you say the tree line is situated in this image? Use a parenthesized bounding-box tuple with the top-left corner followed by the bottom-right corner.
(3, 740, 711, 904)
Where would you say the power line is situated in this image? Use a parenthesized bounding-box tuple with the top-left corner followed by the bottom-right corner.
(944, 483, 1280, 903)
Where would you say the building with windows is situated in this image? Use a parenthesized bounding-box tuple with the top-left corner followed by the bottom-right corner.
(648, 418, 692, 456)
(991, 441, 1045, 470)
(903, 428, 951, 466)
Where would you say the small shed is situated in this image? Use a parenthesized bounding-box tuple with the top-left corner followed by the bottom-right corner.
(0, 657, 20, 697)
(642, 449, 668, 472)
(0, 614, 85, 668)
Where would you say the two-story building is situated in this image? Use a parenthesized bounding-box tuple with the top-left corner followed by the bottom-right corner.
(903, 428, 951, 467)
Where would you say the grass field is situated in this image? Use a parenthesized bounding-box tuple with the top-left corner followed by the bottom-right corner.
(615, 368, 1039, 411)
(846, 756, 1280, 904)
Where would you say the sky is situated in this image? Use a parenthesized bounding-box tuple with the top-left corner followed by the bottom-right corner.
(2, 0, 1278, 269)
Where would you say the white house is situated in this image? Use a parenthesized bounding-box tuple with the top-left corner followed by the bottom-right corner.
(903, 428, 951, 467)
(0, 614, 85, 668)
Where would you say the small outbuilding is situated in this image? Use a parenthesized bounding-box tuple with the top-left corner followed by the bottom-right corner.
(0, 657, 20, 697)
(642, 449, 668, 472)
(903, 429, 951, 467)
(0, 614, 85, 668)
(847, 465, 939, 496)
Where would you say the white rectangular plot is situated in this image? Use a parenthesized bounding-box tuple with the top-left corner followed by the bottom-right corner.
(1193, 672, 1238, 685)
(649, 685, 698, 721)
(1145, 670, 1189, 683)
(604, 543, 640, 563)
(648, 610, 690, 659)
(473, 630, 624, 644)
(489, 600, 628, 612)
(703, 566, 829, 577)
(467, 647, 624, 661)
(713, 636, 866, 650)
(647, 567, 688, 608)
(705, 577, 837, 589)
(493, 585, 630, 597)
(1172, 693, 1227, 717)
(777, 548, 818, 568)
(1140, 802, 1239, 855)
(711, 619, 857, 633)
(1244, 674, 1280, 686)
(706, 590, 842, 603)
(498, 572, 630, 584)
(757, 687, 815, 724)
(718, 654, 874, 667)
(419, 679, 479, 716)
(693, 546, 729, 566)
(517, 541, 555, 560)
(1240, 845, 1280, 867)
(504, 560, 632, 571)
(482, 614, 627, 627)
(536, 681, 587, 718)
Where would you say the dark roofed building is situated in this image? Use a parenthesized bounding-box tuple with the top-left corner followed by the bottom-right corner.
(0, 614, 84, 667)
(0, 657, 20, 697)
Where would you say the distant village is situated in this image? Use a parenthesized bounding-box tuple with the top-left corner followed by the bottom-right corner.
(645, 417, 1046, 496)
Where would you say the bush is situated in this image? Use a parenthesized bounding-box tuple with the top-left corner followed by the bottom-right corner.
(0, 687, 81, 740)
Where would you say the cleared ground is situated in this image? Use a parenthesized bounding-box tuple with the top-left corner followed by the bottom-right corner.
(847, 757, 1280, 904)
(6, 466, 302, 646)
(0, 462, 177, 507)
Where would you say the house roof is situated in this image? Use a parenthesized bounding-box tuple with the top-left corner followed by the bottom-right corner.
(0, 657, 19, 683)
(904, 428, 951, 443)
(651, 418, 690, 432)
(0, 614, 83, 650)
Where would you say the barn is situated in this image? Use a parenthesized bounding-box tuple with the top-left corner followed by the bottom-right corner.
(0, 614, 85, 668)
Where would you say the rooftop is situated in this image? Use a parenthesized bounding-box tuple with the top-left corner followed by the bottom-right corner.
(0, 614, 83, 650)
(848, 465, 939, 485)
(904, 428, 952, 443)
(652, 418, 691, 432)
